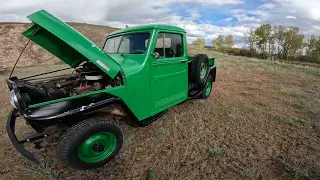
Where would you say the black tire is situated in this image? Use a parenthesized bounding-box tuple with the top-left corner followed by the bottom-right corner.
(190, 54, 209, 86)
(203, 75, 213, 99)
(58, 119, 123, 170)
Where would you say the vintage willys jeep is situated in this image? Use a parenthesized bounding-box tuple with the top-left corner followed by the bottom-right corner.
(6, 10, 216, 169)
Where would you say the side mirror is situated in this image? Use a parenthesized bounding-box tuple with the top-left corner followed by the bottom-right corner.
(152, 52, 160, 59)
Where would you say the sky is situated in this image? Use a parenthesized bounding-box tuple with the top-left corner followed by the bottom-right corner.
(1, 0, 320, 48)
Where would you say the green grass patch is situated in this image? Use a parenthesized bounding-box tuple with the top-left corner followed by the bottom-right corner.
(239, 92, 251, 97)
(272, 115, 310, 128)
(208, 145, 224, 156)
(291, 100, 307, 110)
(280, 87, 306, 99)
(156, 128, 169, 136)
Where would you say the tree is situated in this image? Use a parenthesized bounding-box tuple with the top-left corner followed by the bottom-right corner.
(213, 35, 225, 51)
(266, 25, 274, 57)
(206, 23, 317, 64)
(280, 27, 304, 60)
(255, 24, 272, 53)
(225, 35, 234, 48)
(273, 25, 286, 59)
(305, 35, 320, 63)
(192, 38, 205, 47)
(244, 28, 256, 50)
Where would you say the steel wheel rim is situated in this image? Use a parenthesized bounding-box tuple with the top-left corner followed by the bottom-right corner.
(200, 62, 207, 79)
(78, 132, 117, 163)
(205, 79, 213, 96)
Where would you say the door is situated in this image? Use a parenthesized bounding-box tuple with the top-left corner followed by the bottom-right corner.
(150, 32, 188, 115)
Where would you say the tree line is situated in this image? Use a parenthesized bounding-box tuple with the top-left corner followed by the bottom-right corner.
(192, 24, 320, 64)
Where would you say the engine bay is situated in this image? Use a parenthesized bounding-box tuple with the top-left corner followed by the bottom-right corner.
(8, 61, 123, 109)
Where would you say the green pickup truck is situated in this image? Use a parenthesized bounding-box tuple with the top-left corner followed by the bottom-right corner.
(6, 10, 216, 169)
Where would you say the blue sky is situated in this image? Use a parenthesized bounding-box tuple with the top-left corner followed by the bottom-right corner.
(1, 0, 320, 47)
(175, 0, 260, 25)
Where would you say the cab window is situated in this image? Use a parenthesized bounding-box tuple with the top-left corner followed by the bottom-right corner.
(103, 33, 150, 54)
(118, 33, 150, 54)
(154, 33, 183, 58)
(104, 36, 121, 53)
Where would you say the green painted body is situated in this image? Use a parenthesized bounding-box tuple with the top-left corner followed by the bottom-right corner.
(24, 10, 215, 121)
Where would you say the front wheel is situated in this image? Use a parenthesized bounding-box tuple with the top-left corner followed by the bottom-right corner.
(203, 75, 213, 99)
(58, 119, 123, 170)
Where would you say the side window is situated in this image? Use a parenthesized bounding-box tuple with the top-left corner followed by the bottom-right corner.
(104, 36, 121, 53)
(153, 33, 183, 59)
(165, 33, 183, 58)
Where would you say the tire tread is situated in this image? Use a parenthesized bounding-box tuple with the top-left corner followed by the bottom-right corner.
(58, 119, 123, 170)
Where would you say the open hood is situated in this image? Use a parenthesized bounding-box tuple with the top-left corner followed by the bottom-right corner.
(22, 10, 121, 79)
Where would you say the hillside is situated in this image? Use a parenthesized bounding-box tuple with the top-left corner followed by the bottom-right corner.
(0, 23, 319, 179)
(0, 22, 118, 67)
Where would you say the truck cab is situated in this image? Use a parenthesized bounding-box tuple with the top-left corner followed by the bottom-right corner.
(102, 25, 215, 121)
(104, 25, 190, 119)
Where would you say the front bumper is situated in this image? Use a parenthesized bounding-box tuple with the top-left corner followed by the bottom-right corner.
(6, 109, 47, 163)
(6, 96, 122, 163)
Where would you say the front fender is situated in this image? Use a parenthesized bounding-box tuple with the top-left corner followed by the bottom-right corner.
(25, 96, 121, 121)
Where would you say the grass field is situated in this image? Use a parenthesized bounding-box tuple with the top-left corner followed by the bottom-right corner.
(0, 23, 320, 179)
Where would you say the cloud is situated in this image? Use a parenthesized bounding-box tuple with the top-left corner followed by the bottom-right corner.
(0, 0, 243, 25)
(272, 0, 320, 22)
(286, 16, 296, 19)
(0, 0, 248, 46)
(231, 1, 320, 38)
(186, 9, 201, 20)
(154, 0, 243, 6)
(220, 17, 233, 22)
(0, 0, 320, 47)
(259, 3, 276, 9)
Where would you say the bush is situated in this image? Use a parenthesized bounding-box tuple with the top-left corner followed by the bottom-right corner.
(300, 55, 320, 64)
(212, 45, 319, 64)
(224, 48, 270, 60)
(225, 48, 241, 56)
(239, 48, 258, 58)
(257, 52, 269, 60)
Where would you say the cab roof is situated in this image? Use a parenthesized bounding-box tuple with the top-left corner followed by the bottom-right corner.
(108, 24, 185, 36)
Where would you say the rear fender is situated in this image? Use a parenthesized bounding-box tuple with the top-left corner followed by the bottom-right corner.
(188, 66, 216, 99)
(210, 66, 216, 82)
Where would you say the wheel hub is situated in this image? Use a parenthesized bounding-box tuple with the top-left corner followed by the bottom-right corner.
(92, 143, 105, 152)
(200, 62, 207, 79)
(78, 132, 117, 163)
(205, 79, 213, 96)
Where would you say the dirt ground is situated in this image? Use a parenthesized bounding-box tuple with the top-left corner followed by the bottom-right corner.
(0, 53, 319, 180)
(0, 23, 320, 179)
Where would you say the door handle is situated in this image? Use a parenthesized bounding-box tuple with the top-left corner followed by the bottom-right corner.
(180, 59, 188, 63)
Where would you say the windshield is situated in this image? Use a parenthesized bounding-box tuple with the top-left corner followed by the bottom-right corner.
(103, 33, 150, 54)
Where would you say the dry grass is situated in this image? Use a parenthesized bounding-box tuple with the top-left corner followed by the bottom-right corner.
(0, 24, 320, 180)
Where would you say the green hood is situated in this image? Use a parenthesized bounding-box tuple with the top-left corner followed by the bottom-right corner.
(22, 10, 121, 79)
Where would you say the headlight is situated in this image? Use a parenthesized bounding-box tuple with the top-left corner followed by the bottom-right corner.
(10, 90, 18, 109)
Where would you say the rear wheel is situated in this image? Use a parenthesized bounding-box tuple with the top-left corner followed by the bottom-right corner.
(58, 119, 123, 170)
(190, 54, 209, 86)
(203, 75, 213, 99)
